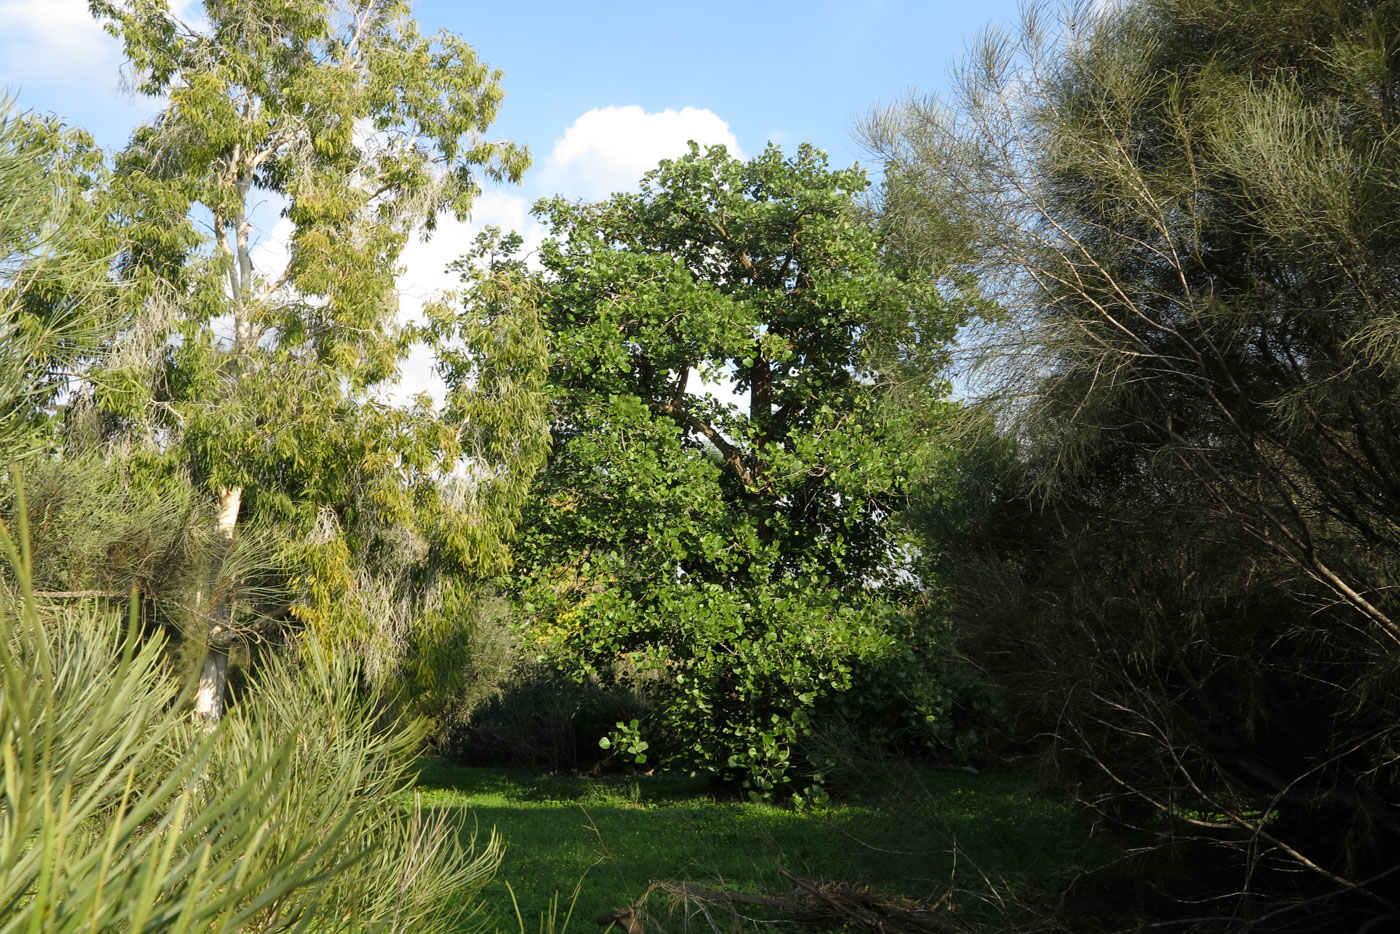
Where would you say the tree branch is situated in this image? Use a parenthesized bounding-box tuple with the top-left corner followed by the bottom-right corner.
(648, 398, 754, 488)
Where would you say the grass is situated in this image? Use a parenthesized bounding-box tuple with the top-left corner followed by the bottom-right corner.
(409, 761, 1103, 932)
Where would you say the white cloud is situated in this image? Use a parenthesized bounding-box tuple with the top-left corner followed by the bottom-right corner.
(388, 189, 541, 407)
(0, 0, 120, 92)
(542, 105, 742, 200)
(0, 0, 206, 140)
(0, 0, 203, 88)
(248, 215, 296, 288)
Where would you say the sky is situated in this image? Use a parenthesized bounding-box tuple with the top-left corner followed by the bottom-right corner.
(0, 0, 1024, 402)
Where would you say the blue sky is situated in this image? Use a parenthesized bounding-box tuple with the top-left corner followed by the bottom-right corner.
(417, 0, 1023, 174)
(0, 0, 1022, 400)
(1, 0, 1022, 196)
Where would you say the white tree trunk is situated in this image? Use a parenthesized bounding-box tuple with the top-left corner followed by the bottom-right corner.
(193, 648, 229, 724)
(194, 486, 242, 726)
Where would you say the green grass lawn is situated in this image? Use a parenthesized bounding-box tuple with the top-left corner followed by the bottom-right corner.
(409, 761, 1102, 933)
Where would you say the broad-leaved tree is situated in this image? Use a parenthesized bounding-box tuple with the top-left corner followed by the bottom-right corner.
(495, 144, 967, 797)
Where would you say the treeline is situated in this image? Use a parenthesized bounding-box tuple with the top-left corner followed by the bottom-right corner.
(4, 0, 1400, 930)
(868, 0, 1400, 928)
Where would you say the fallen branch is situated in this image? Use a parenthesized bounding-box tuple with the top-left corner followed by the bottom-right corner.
(598, 869, 966, 934)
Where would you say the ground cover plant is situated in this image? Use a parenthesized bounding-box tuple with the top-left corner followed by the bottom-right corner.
(408, 761, 1102, 932)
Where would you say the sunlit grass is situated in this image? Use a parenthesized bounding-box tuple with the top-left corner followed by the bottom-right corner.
(408, 762, 1101, 931)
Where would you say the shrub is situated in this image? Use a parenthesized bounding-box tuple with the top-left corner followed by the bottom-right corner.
(0, 489, 499, 932)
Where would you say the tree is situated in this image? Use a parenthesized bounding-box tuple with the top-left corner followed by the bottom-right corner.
(85, 0, 542, 722)
(869, 0, 1400, 923)
(0, 99, 498, 926)
(491, 144, 968, 797)
(0, 99, 114, 464)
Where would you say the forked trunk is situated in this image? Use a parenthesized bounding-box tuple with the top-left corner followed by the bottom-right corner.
(193, 486, 242, 726)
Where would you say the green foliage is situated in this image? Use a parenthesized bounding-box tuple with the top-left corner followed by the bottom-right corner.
(210, 644, 502, 932)
(392, 585, 525, 737)
(77, 0, 547, 712)
(0, 98, 115, 464)
(870, 0, 1400, 923)
(487, 143, 969, 796)
(422, 227, 553, 580)
(0, 481, 500, 932)
(21, 452, 203, 593)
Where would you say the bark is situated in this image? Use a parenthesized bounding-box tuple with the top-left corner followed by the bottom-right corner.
(194, 161, 254, 728)
(749, 340, 776, 543)
(193, 485, 242, 726)
(233, 170, 254, 349)
(193, 647, 229, 724)
(749, 338, 771, 445)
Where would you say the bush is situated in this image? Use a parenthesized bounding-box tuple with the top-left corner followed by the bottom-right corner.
(526, 584, 967, 803)
(872, 0, 1400, 921)
(0, 490, 499, 933)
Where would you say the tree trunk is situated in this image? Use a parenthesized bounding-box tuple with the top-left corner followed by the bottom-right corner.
(193, 486, 242, 726)
(194, 170, 253, 729)
(193, 647, 229, 723)
(749, 340, 775, 543)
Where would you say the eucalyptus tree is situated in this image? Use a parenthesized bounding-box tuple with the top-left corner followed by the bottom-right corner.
(87, 0, 541, 722)
(868, 0, 1400, 922)
(493, 144, 968, 797)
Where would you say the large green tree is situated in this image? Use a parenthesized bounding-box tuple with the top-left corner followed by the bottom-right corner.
(870, 0, 1400, 923)
(490, 143, 968, 797)
(85, 0, 545, 722)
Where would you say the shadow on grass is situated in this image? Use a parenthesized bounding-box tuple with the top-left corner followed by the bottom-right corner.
(410, 762, 1100, 931)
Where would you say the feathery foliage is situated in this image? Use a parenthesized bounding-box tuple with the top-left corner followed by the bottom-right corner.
(79, 0, 546, 718)
(0, 475, 500, 933)
(869, 0, 1400, 924)
(0, 98, 114, 465)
